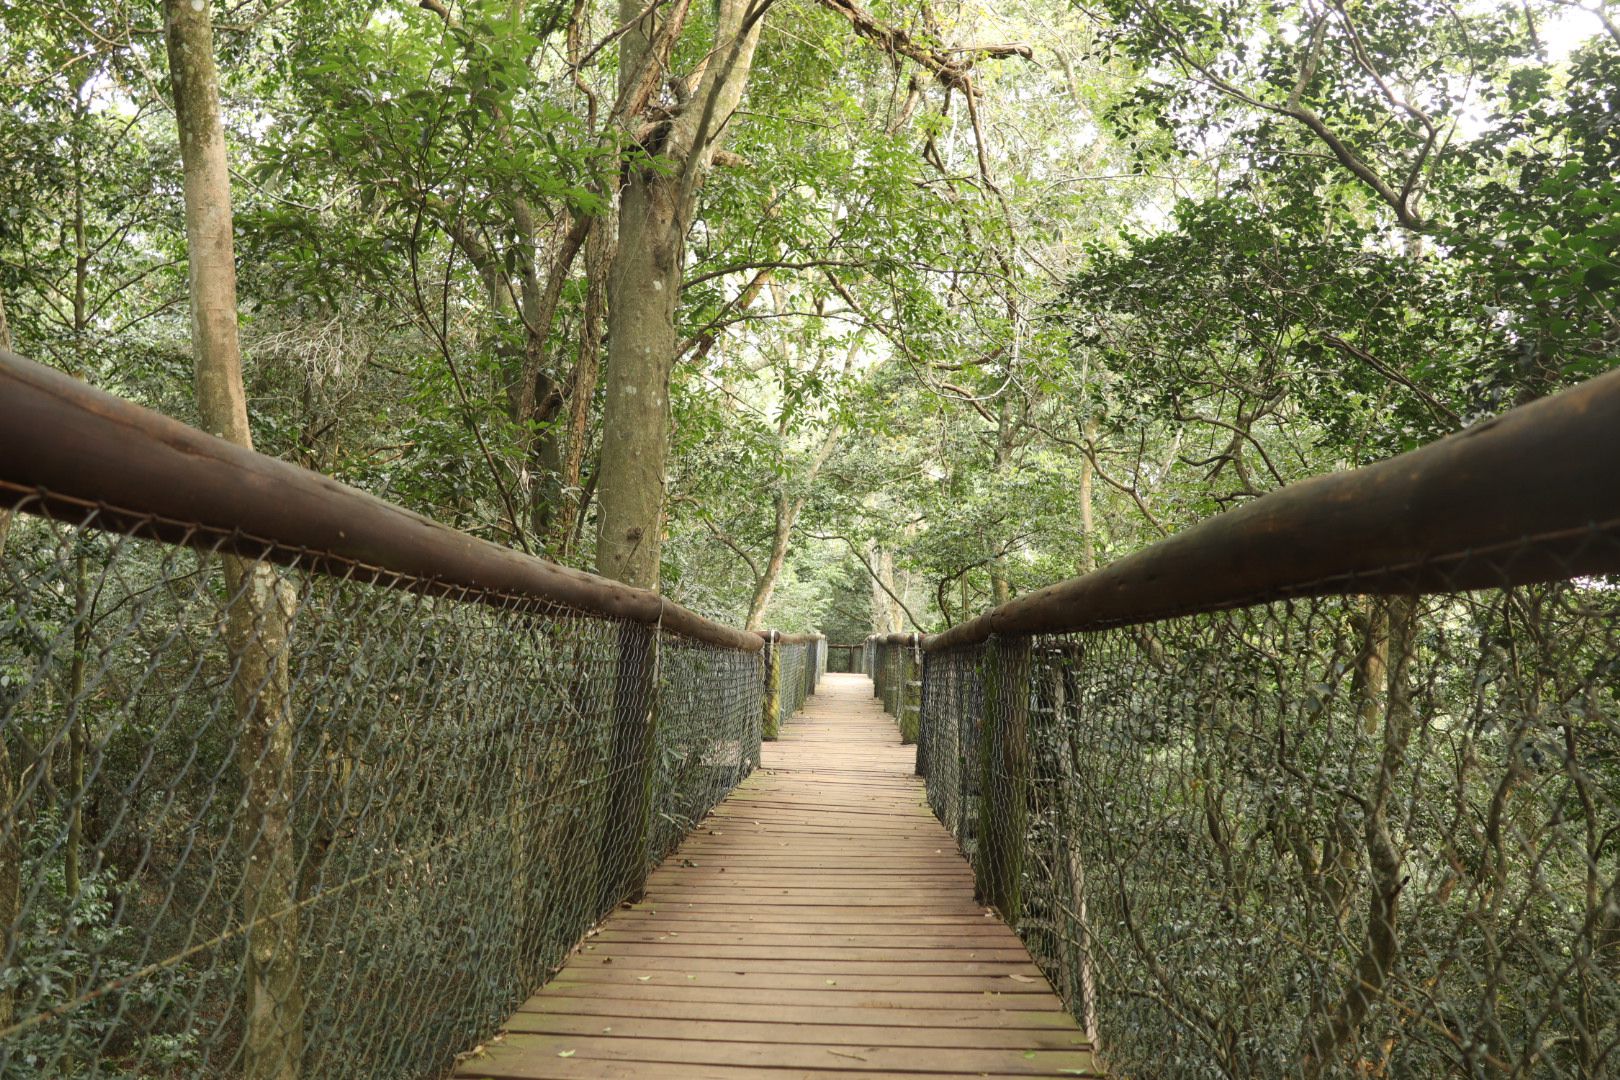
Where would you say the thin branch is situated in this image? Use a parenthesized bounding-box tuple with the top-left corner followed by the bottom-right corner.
(1322, 334, 1460, 426)
(801, 529, 926, 632)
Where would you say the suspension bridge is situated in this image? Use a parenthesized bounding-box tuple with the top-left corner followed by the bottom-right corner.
(2, 347, 1619, 1079)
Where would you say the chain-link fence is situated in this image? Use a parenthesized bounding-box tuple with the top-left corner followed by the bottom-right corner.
(762, 634, 820, 736)
(916, 369, 1620, 1079)
(0, 490, 765, 1079)
(927, 571, 1620, 1079)
(871, 635, 922, 744)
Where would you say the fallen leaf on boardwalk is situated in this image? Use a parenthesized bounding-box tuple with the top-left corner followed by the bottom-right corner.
(1008, 974, 1035, 983)
(602, 957, 612, 964)
(1024, 1051, 1038, 1059)
(636, 976, 652, 982)
(557, 1050, 575, 1058)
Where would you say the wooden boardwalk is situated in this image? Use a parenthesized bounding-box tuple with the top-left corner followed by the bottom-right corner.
(456, 672, 1098, 1079)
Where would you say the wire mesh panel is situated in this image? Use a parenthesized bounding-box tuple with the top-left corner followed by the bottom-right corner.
(921, 535, 1620, 1079)
(920, 644, 982, 852)
(0, 493, 763, 1079)
(775, 642, 810, 724)
(648, 637, 762, 865)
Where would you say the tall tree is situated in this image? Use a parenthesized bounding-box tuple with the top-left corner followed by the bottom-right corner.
(162, 2, 303, 1076)
(595, 0, 770, 588)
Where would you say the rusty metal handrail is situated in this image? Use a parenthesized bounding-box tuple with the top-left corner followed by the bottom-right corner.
(928, 365, 1620, 651)
(0, 349, 762, 652)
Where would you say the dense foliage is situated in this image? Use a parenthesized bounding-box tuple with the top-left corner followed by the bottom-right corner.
(6, 0, 1612, 635)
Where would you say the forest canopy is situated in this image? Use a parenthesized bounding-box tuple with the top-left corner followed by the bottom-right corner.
(1, 0, 1616, 636)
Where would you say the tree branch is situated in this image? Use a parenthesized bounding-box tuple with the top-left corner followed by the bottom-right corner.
(802, 529, 926, 632)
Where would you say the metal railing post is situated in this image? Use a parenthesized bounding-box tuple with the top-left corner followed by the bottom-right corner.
(761, 632, 782, 741)
(976, 636, 1031, 921)
(597, 621, 660, 909)
(914, 642, 931, 776)
(898, 634, 921, 744)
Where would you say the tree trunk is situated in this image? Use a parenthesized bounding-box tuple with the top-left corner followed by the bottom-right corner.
(551, 216, 613, 557)
(1301, 597, 1415, 1076)
(746, 494, 794, 631)
(594, 173, 677, 587)
(988, 394, 1016, 604)
(1078, 415, 1098, 574)
(869, 546, 902, 634)
(163, 4, 303, 1076)
(0, 282, 12, 1036)
(595, 0, 766, 588)
(745, 432, 838, 629)
(0, 290, 14, 557)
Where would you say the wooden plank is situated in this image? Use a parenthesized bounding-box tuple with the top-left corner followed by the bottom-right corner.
(459, 1061, 1101, 1080)
(535, 981, 1068, 1010)
(553, 969, 1053, 993)
(586, 926, 1023, 939)
(456, 674, 1097, 1079)
(517, 998, 1077, 1028)
(474, 1033, 1096, 1075)
(575, 942, 1036, 961)
(504, 1014, 1093, 1049)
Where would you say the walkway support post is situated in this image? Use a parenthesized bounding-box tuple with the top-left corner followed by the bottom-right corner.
(976, 636, 1031, 922)
(598, 622, 659, 909)
(914, 647, 931, 778)
(762, 632, 782, 741)
(898, 636, 921, 745)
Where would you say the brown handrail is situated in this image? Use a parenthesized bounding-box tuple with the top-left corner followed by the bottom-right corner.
(869, 633, 922, 646)
(928, 365, 1620, 652)
(754, 632, 825, 646)
(0, 350, 762, 653)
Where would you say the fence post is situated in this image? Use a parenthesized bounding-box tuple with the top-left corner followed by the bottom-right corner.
(914, 645, 930, 777)
(597, 621, 659, 909)
(898, 635, 921, 744)
(976, 635, 1031, 921)
(761, 633, 781, 741)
